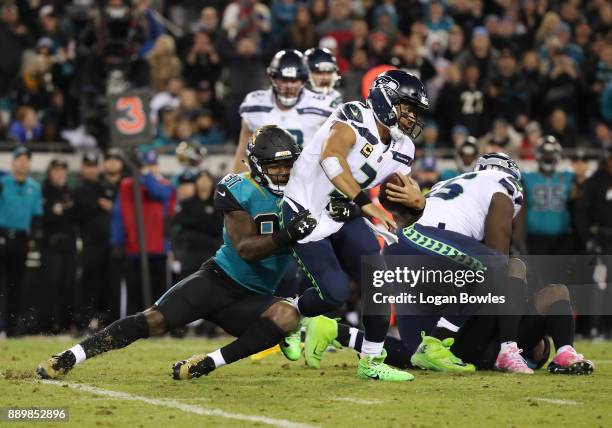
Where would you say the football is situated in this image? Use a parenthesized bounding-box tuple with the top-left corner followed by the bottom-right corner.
(379, 172, 405, 212)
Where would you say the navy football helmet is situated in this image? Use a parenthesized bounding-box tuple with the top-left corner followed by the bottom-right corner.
(366, 69, 430, 141)
(267, 50, 308, 108)
(536, 135, 562, 173)
(247, 125, 301, 195)
(304, 47, 340, 95)
(474, 152, 521, 180)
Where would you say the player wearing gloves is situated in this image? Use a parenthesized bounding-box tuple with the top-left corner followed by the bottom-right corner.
(37, 126, 317, 381)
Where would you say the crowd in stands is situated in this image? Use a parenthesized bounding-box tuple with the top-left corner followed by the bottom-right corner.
(0, 0, 609, 155)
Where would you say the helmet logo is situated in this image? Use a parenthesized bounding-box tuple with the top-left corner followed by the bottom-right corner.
(281, 67, 298, 78)
(374, 75, 399, 91)
(275, 150, 292, 158)
(420, 96, 429, 107)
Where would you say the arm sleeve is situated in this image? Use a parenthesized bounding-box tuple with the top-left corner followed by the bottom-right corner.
(214, 183, 245, 212)
(142, 172, 174, 202)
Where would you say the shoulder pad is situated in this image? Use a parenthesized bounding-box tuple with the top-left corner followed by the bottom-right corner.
(341, 102, 364, 123)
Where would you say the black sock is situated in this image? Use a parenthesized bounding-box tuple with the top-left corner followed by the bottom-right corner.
(362, 313, 390, 343)
(220, 318, 286, 365)
(544, 300, 575, 349)
(78, 313, 150, 360)
(497, 277, 528, 343)
(337, 322, 363, 351)
(297, 288, 340, 317)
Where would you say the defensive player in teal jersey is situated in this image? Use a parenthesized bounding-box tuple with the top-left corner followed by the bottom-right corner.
(521, 136, 574, 255)
(37, 126, 317, 380)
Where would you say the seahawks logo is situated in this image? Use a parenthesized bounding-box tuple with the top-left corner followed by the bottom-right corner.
(374, 75, 399, 91)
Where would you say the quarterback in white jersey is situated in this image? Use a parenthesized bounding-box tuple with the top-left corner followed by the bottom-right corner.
(281, 70, 430, 382)
(232, 49, 337, 172)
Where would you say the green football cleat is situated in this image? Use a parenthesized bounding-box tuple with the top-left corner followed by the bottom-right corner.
(280, 321, 303, 361)
(410, 331, 476, 373)
(357, 349, 415, 381)
(304, 316, 341, 368)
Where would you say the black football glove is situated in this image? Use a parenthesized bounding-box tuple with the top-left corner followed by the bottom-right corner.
(327, 198, 361, 222)
(272, 210, 317, 246)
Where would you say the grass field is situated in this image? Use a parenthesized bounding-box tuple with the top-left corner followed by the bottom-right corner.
(1, 336, 612, 428)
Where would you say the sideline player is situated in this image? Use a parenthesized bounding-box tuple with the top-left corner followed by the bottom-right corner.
(37, 126, 317, 380)
(281, 70, 429, 381)
(305, 153, 540, 374)
(232, 49, 338, 172)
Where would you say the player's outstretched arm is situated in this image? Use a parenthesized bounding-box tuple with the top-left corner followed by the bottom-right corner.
(484, 193, 514, 255)
(320, 122, 396, 231)
(232, 120, 253, 173)
(225, 209, 316, 262)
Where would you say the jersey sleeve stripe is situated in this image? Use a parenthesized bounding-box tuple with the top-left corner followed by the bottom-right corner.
(239, 105, 274, 114)
(296, 107, 333, 117)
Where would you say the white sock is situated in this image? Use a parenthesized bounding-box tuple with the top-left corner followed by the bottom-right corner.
(436, 317, 459, 333)
(500, 341, 517, 354)
(207, 349, 226, 368)
(68, 344, 87, 365)
(360, 339, 384, 358)
(292, 297, 301, 314)
(556, 345, 573, 355)
(348, 327, 359, 350)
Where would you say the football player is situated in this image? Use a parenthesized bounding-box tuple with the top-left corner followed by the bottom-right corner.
(305, 153, 539, 374)
(304, 47, 343, 105)
(37, 126, 318, 380)
(280, 70, 429, 381)
(232, 49, 338, 172)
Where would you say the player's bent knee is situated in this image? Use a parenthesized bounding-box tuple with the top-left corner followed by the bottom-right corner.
(533, 284, 570, 314)
(143, 308, 168, 336)
(507, 258, 527, 280)
(261, 301, 300, 333)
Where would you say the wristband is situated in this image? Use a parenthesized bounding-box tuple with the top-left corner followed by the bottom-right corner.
(353, 190, 371, 207)
(272, 228, 293, 247)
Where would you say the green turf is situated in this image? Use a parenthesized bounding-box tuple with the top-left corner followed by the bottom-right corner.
(1, 337, 611, 427)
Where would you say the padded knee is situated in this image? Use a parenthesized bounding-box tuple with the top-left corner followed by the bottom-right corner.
(507, 258, 527, 280)
(533, 284, 570, 315)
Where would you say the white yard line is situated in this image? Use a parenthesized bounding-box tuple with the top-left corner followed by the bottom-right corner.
(331, 397, 383, 405)
(39, 380, 318, 428)
(532, 397, 581, 406)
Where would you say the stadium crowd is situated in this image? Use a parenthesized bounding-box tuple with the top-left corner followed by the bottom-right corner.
(0, 0, 611, 338)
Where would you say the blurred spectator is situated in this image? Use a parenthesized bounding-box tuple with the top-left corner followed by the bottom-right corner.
(195, 108, 225, 146)
(433, 64, 462, 143)
(112, 150, 175, 315)
(520, 121, 541, 160)
(425, 1, 453, 37)
(451, 124, 469, 148)
(320, 36, 349, 75)
(342, 19, 368, 61)
(41, 90, 70, 141)
(8, 106, 42, 143)
(150, 77, 183, 125)
(373, 2, 399, 41)
(520, 50, 542, 117)
(535, 12, 561, 47)
(420, 123, 440, 157)
(183, 29, 221, 89)
(448, 0, 483, 35)
(148, 35, 182, 93)
(413, 156, 439, 194)
(40, 158, 76, 333)
(541, 50, 582, 122)
(309, 0, 327, 26)
(444, 25, 466, 62)
(440, 137, 480, 180)
(487, 48, 531, 126)
(392, 38, 436, 84)
(10, 54, 53, 112)
(73, 152, 114, 331)
(271, 0, 300, 40)
(172, 170, 222, 278)
(133, 0, 164, 57)
(316, 0, 352, 41)
(546, 108, 577, 148)
(456, 26, 497, 82)
(0, 3, 29, 97)
(594, 122, 612, 150)
(367, 31, 392, 66)
(0, 147, 42, 336)
(341, 49, 368, 102)
(221, 0, 271, 50)
(522, 136, 575, 255)
(284, 5, 316, 51)
(457, 62, 489, 138)
(480, 118, 521, 158)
